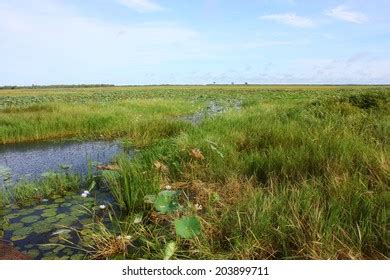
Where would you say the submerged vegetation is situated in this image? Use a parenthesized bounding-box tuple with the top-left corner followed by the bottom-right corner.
(0, 85, 389, 259)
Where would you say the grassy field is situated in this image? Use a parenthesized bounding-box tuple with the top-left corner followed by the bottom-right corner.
(0, 85, 389, 259)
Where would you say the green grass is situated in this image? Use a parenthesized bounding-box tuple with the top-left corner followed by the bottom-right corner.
(0, 85, 389, 259)
(0, 172, 80, 207)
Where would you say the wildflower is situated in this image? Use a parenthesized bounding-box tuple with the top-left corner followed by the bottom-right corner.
(81, 190, 90, 197)
(99, 204, 106, 210)
(165, 185, 172, 190)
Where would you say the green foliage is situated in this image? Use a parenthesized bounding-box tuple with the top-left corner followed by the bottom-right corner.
(154, 190, 180, 214)
(102, 155, 160, 211)
(2, 172, 80, 206)
(174, 216, 201, 239)
(0, 85, 389, 259)
(163, 241, 177, 260)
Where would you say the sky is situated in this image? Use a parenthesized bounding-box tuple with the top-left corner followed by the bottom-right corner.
(1, 0, 390, 85)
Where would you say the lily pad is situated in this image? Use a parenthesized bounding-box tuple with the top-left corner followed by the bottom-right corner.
(70, 253, 85, 260)
(5, 213, 21, 220)
(27, 249, 40, 259)
(18, 208, 36, 216)
(43, 216, 60, 224)
(13, 226, 33, 236)
(11, 235, 27, 242)
(20, 215, 40, 223)
(35, 205, 48, 210)
(41, 209, 57, 217)
(54, 198, 65, 203)
(4, 222, 24, 231)
(32, 222, 53, 234)
(174, 216, 201, 239)
(154, 190, 179, 214)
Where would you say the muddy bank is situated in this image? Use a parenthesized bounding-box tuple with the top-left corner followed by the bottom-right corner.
(0, 241, 30, 260)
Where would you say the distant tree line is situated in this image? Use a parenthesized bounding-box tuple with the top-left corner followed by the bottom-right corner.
(0, 84, 115, 90)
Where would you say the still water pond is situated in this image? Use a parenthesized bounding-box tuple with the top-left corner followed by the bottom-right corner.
(0, 140, 131, 184)
(0, 140, 130, 259)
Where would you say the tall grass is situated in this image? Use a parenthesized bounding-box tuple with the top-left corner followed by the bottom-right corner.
(1, 85, 389, 259)
(98, 89, 389, 259)
(0, 172, 80, 207)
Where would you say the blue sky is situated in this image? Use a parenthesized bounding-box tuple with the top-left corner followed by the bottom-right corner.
(1, 0, 390, 85)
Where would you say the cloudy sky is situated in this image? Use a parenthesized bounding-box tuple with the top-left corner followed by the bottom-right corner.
(1, 0, 389, 85)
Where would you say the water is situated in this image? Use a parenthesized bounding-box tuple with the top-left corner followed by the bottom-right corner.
(0, 140, 131, 185)
(0, 190, 115, 259)
(0, 140, 130, 259)
(181, 100, 242, 125)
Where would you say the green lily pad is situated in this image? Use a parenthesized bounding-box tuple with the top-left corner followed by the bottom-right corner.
(18, 208, 36, 216)
(41, 209, 57, 217)
(43, 216, 60, 224)
(70, 253, 85, 260)
(154, 190, 179, 214)
(35, 204, 48, 210)
(32, 224, 53, 234)
(56, 217, 77, 227)
(27, 249, 40, 259)
(174, 216, 201, 239)
(4, 222, 24, 231)
(11, 235, 27, 241)
(5, 213, 21, 220)
(13, 226, 33, 236)
(20, 215, 40, 223)
(69, 210, 85, 217)
(60, 202, 73, 208)
(55, 213, 68, 219)
(54, 198, 65, 203)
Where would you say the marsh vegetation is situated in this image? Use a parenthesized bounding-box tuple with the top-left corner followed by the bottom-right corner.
(0, 85, 389, 259)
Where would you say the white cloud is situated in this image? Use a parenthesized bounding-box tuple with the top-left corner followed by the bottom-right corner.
(118, 0, 164, 13)
(260, 13, 314, 28)
(325, 6, 368, 24)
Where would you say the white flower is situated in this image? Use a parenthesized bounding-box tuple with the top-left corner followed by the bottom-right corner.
(99, 204, 106, 210)
(195, 203, 203, 211)
(81, 190, 90, 197)
(165, 185, 172, 190)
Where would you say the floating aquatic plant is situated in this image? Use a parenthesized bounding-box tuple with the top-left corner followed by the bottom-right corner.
(20, 215, 40, 223)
